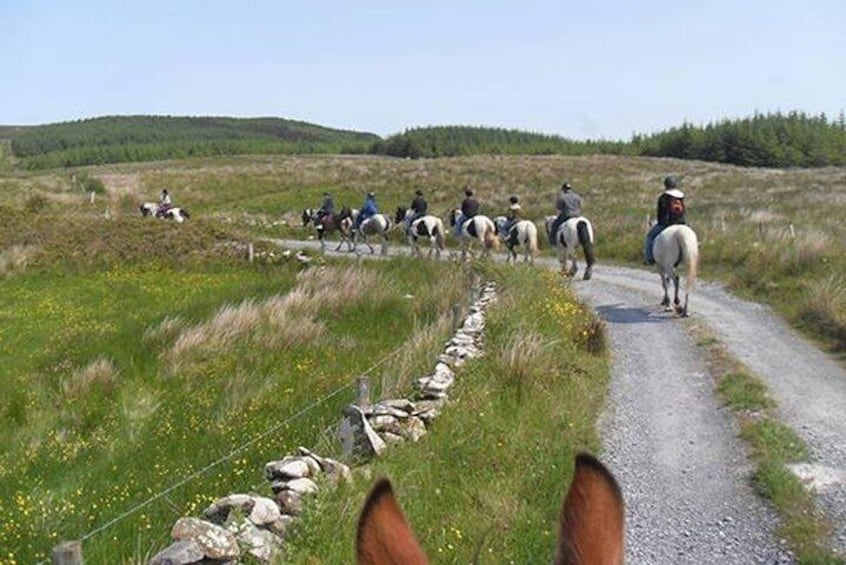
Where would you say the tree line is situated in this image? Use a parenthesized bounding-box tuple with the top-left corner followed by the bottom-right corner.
(6, 111, 845, 170)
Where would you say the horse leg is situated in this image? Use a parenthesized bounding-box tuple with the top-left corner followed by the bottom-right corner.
(673, 275, 688, 316)
(660, 273, 672, 309)
(569, 253, 579, 277)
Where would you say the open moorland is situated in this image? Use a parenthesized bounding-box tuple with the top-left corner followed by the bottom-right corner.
(1, 153, 844, 563)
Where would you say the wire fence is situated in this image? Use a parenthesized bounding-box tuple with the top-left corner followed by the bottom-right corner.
(49, 332, 434, 563)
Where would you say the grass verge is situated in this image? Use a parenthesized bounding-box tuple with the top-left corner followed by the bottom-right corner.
(281, 265, 610, 563)
(693, 324, 841, 564)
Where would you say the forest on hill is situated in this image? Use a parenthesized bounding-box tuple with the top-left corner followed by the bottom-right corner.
(3, 111, 845, 170)
(7, 115, 378, 169)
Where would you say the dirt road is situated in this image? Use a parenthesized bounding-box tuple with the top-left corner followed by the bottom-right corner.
(573, 265, 846, 563)
(276, 239, 846, 561)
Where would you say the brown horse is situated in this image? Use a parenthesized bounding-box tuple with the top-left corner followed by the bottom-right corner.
(356, 453, 625, 564)
(302, 206, 354, 252)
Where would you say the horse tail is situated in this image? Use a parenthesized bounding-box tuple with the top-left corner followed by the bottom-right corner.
(484, 222, 500, 251)
(526, 223, 539, 256)
(577, 220, 595, 266)
(433, 220, 445, 250)
(680, 228, 699, 292)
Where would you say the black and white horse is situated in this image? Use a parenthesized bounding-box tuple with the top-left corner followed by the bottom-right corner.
(302, 207, 355, 252)
(353, 213, 393, 255)
(448, 209, 499, 260)
(652, 224, 699, 317)
(494, 216, 539, 264)
(395, 206, 446, 259)
(140, 202, 190, 223)
(545, 215, 596, 279)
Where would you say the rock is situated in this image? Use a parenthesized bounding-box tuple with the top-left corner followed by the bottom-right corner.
(202, 494, 255, 524)
(338, 404, 387, 461)
(275, 489, 304, 515)
(264, 456, 313, 481)
(248, 496, 283, 526)
(171, 517, 240, 560)
(148, 539, 205, 565)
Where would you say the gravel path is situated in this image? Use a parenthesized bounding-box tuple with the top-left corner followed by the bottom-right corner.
(275, 239, 846, 561)
(573, 264, 846, 563)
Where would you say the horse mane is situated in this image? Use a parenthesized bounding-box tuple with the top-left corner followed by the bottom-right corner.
(356, 453, 624, 565)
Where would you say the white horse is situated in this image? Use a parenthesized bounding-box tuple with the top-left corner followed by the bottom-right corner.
(652, 224, 699, 317)
(494, 216, 539, 264)
(545, 215, 596, 280)
(353, 213, 393, 255)
(140, 203, 190, 223)
(395, 207, 446, 259)
(448, 209, 499, 260)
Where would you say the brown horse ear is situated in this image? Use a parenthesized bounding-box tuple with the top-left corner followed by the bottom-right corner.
(357, 478, 429, 565)
(555, 454, 625, 565)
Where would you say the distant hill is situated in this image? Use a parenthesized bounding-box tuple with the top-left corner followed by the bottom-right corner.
(7, 115, 380, 169)
(4, 110, 845, 170)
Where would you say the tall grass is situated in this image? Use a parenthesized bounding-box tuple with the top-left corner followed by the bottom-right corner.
(0, 245, 469, 563)
(282, 266, 609, 563)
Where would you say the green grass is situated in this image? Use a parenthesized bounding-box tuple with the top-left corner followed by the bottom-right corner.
(0, 247, 472, 563)
(703, 330, 840, 564)
(282, 266, 609, 563)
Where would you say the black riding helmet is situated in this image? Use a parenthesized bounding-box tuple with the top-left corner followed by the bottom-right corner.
(664, 176, 678, 189)
(509, 195, 519, 204)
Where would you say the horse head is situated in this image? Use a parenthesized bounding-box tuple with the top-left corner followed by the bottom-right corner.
(357, 453, 624, 564)
(395, 206, 408, 224)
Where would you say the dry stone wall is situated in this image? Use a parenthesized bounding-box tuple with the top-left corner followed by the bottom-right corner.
(149, 282, 497, 564)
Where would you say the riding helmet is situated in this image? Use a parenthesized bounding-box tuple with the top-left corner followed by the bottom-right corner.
(367, 192, 375, 198)
(663, 176, 678, 189)
(464, 188, 474, 196)
(415, 189, 423, 196)
(509, 195, 519, 204)
(561, 181, 572, 190)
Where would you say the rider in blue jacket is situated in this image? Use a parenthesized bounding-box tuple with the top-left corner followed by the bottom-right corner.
(356, 192, 379, 230)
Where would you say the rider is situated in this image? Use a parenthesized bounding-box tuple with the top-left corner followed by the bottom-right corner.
(455, 187, 480, 235)
(158, 189, 173, 216)
(316, 192, 334, 223)
(356, 191, 379, 231)
(549, 181, 582, 246)
(502, 195, 522, 242)
(407, 189, 428, 229)
(644, 176, 687, 264)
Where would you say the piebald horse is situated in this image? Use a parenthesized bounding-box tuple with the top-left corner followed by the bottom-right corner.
(545, 216, 596, 280)
(652, 224, 699, 317)
(493, 216, 539, 264)
(140, 203, 190, 223)
(448, 209, 500, 260)
(302, 207, 355, 252)
(395, 207, 446, 259)
(354, 213, 393, 255)
(357, 453, 625, 564)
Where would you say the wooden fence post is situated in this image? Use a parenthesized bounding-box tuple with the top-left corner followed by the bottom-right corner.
(52, 540, 83, 565)
(451, 304, 461, 331)
(248, 243, 255, 263)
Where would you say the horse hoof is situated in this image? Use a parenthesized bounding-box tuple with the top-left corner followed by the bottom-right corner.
(583, 267, 593, 280)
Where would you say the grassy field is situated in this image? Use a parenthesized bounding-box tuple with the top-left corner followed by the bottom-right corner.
(0, 153, 843, 562)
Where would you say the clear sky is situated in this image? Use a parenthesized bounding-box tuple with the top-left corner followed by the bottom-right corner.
(2, 0, 844, 140)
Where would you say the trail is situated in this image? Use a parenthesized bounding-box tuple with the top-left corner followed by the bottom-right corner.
(573, 265, 846, 563)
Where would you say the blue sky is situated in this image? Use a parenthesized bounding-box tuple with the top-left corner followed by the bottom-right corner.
(2, 0, 844, 140)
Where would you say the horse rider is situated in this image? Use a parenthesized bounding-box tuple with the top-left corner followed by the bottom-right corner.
(502, 195, 522, 242)
(455, 187, 480, 235)
(158, 189, 173, 216)
(356, 191, 379, 231)
(644, 176, 687, 264)
(549, 181, 582, 246)
(316, 192, 334, 223)
(407, 189, 428, 230)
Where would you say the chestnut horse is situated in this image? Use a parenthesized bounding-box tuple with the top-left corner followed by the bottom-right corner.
(357, 453, 624, 564)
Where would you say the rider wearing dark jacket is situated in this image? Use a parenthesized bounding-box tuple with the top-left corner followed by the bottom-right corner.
(317, 192, 334, 221)
(461, 188, 480, 218)
(549, 181, 582, 245)
(410, 190, 427, 219)
(644, 176, 687, 264)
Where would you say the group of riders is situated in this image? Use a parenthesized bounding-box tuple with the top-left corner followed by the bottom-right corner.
(311, 174, 688, 261)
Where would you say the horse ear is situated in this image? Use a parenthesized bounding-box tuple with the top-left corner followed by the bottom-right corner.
(357, 479, 429, 565)
(555, 454, 625, 565)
